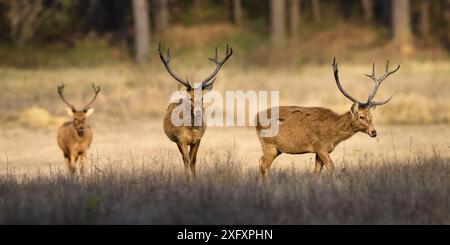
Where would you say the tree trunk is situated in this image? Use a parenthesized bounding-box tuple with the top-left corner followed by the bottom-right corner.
(155, 0, 169, 33)
(132, 0, 151, 63)
(270, 0, 287, 44)
(224, 0, 231, 22)
(419, 0, 430, 37)
(289, 0, 301, 41)
(312, 0, 321, 23)
(233, 0, 243, 26)
(193, 0, 201, 24)
(361, 0, 373, 21)
(392, 0, 412, 45)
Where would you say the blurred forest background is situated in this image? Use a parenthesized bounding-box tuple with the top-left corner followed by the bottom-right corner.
(0, 0, 448, 66)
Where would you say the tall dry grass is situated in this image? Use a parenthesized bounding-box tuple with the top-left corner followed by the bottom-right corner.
(0, 151, 448, 224)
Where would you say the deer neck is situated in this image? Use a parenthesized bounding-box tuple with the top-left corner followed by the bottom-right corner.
(332, 112, 357, 145)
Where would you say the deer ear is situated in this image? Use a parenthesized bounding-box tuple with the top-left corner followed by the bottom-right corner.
(350, 103, 359, 118)
(85, 108, 95, 117)
(66, 108, 75, 117)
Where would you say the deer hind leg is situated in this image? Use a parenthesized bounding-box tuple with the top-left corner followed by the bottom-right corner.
(314, 155, 324, 176)
(259, 144, 280, 177)
(317, 151, 335, 176)
(189, 141, 201, 178)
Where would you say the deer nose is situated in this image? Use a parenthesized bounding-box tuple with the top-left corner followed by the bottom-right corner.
(370, 130, 377, 137)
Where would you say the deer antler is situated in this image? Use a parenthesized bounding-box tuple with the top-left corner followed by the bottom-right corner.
(82, 83, 101, 111)
(364, 60, 400, 106)
(201, 44, 233, 89)
(331, 58, 363, 105)
(57, 82, 76, 111)
(158, 43, 192, 89)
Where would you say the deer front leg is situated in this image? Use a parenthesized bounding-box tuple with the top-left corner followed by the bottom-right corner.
(189, 141, 201, 178)
(68, 153, 77, 175)
(79, 153, 87, 175)
(176, 141, 191, 177)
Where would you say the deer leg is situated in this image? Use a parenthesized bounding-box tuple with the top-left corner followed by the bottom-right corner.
(79, 153, 87, 175)
(189, 141, 201, 178)
(314, 155, 324, 176)
(68, 154, 77, 175)
(317, 152, 335, 175)
(176, 141, 191, 176)
(259, 145, 280, 177)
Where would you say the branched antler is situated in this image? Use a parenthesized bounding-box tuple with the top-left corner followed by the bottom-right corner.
(364, 60, 400, 106)
(331, 58, 363, 105)
(57, 82, 76, 111)
(158, 43, 192, 89)
(201, 44, 233, 89)
(331, 58, 399, 108)
(83, 83, 101, 111)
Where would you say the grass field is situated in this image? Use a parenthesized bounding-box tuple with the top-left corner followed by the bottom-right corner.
(0, 151, 448, 224)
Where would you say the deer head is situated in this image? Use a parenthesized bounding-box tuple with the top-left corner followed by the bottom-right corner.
(332, 58, 400, 137)
(158, 43, 233, 103)
(57, 83, 101, 136)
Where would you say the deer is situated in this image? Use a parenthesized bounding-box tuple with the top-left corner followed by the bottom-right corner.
(256, 58, 400, 177)
(56, 83, 101, 175)
(159, 43, 233, 178)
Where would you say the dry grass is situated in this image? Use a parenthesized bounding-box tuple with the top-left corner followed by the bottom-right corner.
(0, 151, 448, 225)
(0, 60, 449, 126)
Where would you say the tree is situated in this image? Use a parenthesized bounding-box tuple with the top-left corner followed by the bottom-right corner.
(361, 0, 373, 21)
(224, 0, 231, 22)
(270, 0, 287, 44)
(419, 0, 430, 37)
(132, 0, 151, 63)
(392, 0, 412, 45)
(289, 0, 301, 41)
(233, 0, 243, 27)
(155, 0, 169, 33)
(193, 0, 201, 24)
(312, 0, 321, 23)
(5, 0, 52, 46)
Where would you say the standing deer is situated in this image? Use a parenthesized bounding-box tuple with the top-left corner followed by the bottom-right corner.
(256, 58, 399, 177)
(159, 43, 233, 177)
(57, 83, 101, 175)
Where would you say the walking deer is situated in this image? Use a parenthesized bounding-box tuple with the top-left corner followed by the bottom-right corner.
(159, 43, 233, 178)
(57, 83, 101, 175)
(256, 58, 400, 177)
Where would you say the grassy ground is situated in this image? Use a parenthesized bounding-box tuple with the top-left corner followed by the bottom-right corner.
(0, 152, 448, 225)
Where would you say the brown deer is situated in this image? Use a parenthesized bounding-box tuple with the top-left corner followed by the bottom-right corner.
(256, 58, 399, 177)
(56, 83, 101, 175)
(159, 43, 233, 177)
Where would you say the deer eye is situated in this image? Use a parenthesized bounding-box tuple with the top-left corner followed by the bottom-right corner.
(359, 116, 365, 120)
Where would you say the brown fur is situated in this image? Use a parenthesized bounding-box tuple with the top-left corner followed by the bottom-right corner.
(57, 109, 94, 175)
(163, 91, 207, 178)
(56, 83, 100, 175)
(159, 43, 232, 178)
(256, 104, 376, 176)
(255, 58, 398, 177)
